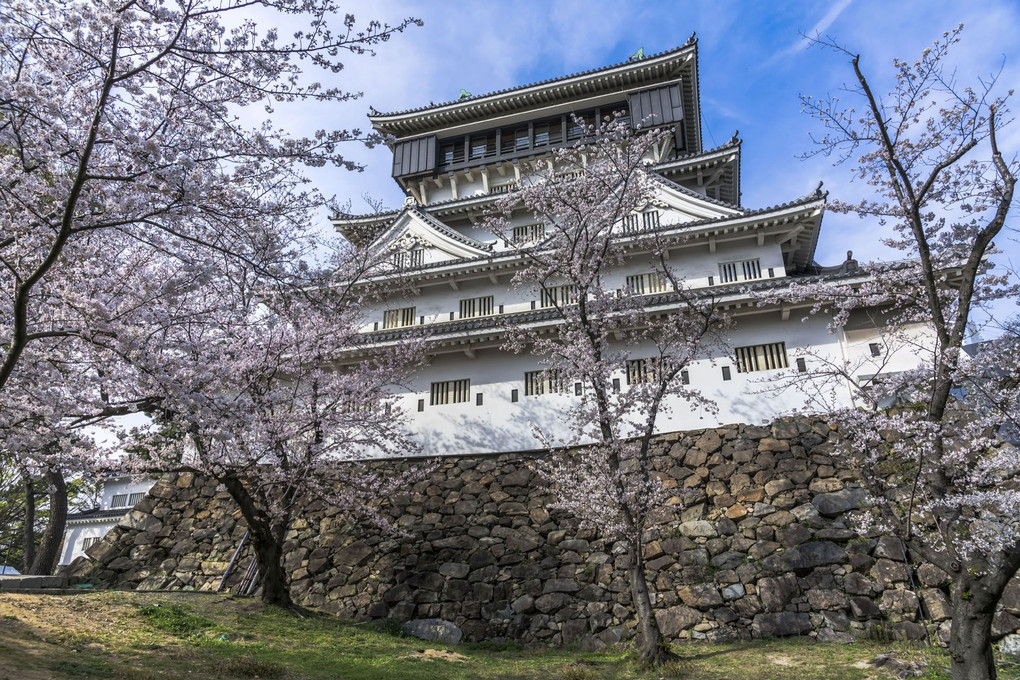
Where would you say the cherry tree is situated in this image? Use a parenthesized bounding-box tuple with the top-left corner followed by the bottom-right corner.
(96, 245, 426, 607)
(761, 27, 1017, 680)
(0, 0, 419, 573)
(488, 118, 729, 665)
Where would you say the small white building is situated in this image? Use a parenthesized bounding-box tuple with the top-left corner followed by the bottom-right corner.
(59, 475, 155, 566)
(334, 40, 920, 457)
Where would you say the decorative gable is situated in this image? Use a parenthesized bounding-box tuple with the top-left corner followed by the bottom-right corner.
(370, 206, 494, 270)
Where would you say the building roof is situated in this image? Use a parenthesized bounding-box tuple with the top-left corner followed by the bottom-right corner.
(368, 39, 701, 147)
(346, 188, 825, 292)
(66, 508, 129, 524)
(351, 261, 890, 351)
(333, 139, 745, 245)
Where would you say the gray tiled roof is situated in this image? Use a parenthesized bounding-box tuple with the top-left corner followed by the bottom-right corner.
(370, 40, 697, 119)
(354, 263, 896, 345)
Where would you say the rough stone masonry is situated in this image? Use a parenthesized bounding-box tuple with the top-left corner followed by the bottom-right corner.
(70, 417, 1020, 650)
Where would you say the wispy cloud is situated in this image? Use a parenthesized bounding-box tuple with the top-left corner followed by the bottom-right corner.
(766, 0, 853, 64)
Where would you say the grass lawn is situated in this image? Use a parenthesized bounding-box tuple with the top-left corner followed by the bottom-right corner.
(0, 591, 1016, 679)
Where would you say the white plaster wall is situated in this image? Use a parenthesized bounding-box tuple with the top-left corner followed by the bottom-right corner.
(361, 239, 788, 333)
(59, 520, 119, 566)
(100, 477, 156, 510)
(389, 311, 855, 456)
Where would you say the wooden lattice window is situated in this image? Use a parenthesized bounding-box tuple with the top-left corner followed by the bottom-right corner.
(460, 296, 494, 319)
(735, 342, 789, 373)
(383, 307, 416, 329)
(625, 273, 669, 295)
(430, 379, 470, 405)
(524, 369, 567, 396)
(719, 258, 762, 284)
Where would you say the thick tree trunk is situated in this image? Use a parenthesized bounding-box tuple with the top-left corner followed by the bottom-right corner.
(218, 475, 292, 607)
(28, 469, 66, 575)
(23, 475, 35, 572)
(252, 533, 292, 607)
(950, 591, 997, 680)
(628, 543, 672, 666)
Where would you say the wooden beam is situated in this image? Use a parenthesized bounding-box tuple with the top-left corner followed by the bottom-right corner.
(449, 279, 459, 290)
(757, 228, 765, 247)
(488, 272, 499, 285)
(709, 235, 717, 253)
(464, 346, 475, 359)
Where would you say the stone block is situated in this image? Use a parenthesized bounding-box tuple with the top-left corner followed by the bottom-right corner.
(751, 612, 811, 638)
(655, 605, 702, 637)
(402, 618, 462, 644)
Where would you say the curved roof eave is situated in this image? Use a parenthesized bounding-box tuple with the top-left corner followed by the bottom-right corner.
(350, 192, 826, 288)
(368, 41, 698, 137)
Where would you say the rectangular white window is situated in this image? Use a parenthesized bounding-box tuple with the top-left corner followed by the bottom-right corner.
(128, 492, 145, 505)
(524, 369, 567, 396)
(111, 494, 129, 508)
(625, 273, 669, 295)
(511, 223, 546, 244)
(383, 307, 416, 329)
(460, 296, 494, 319)
(622, 210, 660, 233)
(82, 537, 100, 549)
(626, 357, 673, 385)
(735, 342, 789, 373)
(539, 285, 578, 308)
(719, 258, 762, 284)
(430, 379, 470, 405)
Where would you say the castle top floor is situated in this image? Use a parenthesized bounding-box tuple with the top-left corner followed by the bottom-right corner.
(369, 41, 703, 202)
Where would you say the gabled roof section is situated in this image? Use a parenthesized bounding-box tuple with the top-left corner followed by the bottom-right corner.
(369, 207, 494, 262)
(650, 173, 744, 217)
(369, 38, 701, 149)
(653, 134, 741, 206)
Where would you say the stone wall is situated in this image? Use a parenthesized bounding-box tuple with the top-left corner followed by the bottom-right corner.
(72, 417, 1020, 649)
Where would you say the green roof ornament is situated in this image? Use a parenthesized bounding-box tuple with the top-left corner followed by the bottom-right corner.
(629, 47, 645, 61)
(458, 89, 472, 101)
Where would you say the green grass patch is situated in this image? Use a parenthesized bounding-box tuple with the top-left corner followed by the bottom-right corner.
(0, 591, 1018, 680)
(137, 601, 216, 638)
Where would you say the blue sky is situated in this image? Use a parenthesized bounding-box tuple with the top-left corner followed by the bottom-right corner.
(289, 0, 1018, 303)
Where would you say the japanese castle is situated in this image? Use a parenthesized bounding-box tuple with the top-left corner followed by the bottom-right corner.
(335, 39, 909, 457)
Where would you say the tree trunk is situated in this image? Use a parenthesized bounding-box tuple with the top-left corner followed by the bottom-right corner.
(950, 589, 997, 680)
(218, 475, 292, 607)
(23, 474, 35, 572)
(252, 533, 292, 607)
(28, 469, 67, 575)
(628, 543, 672, 666)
